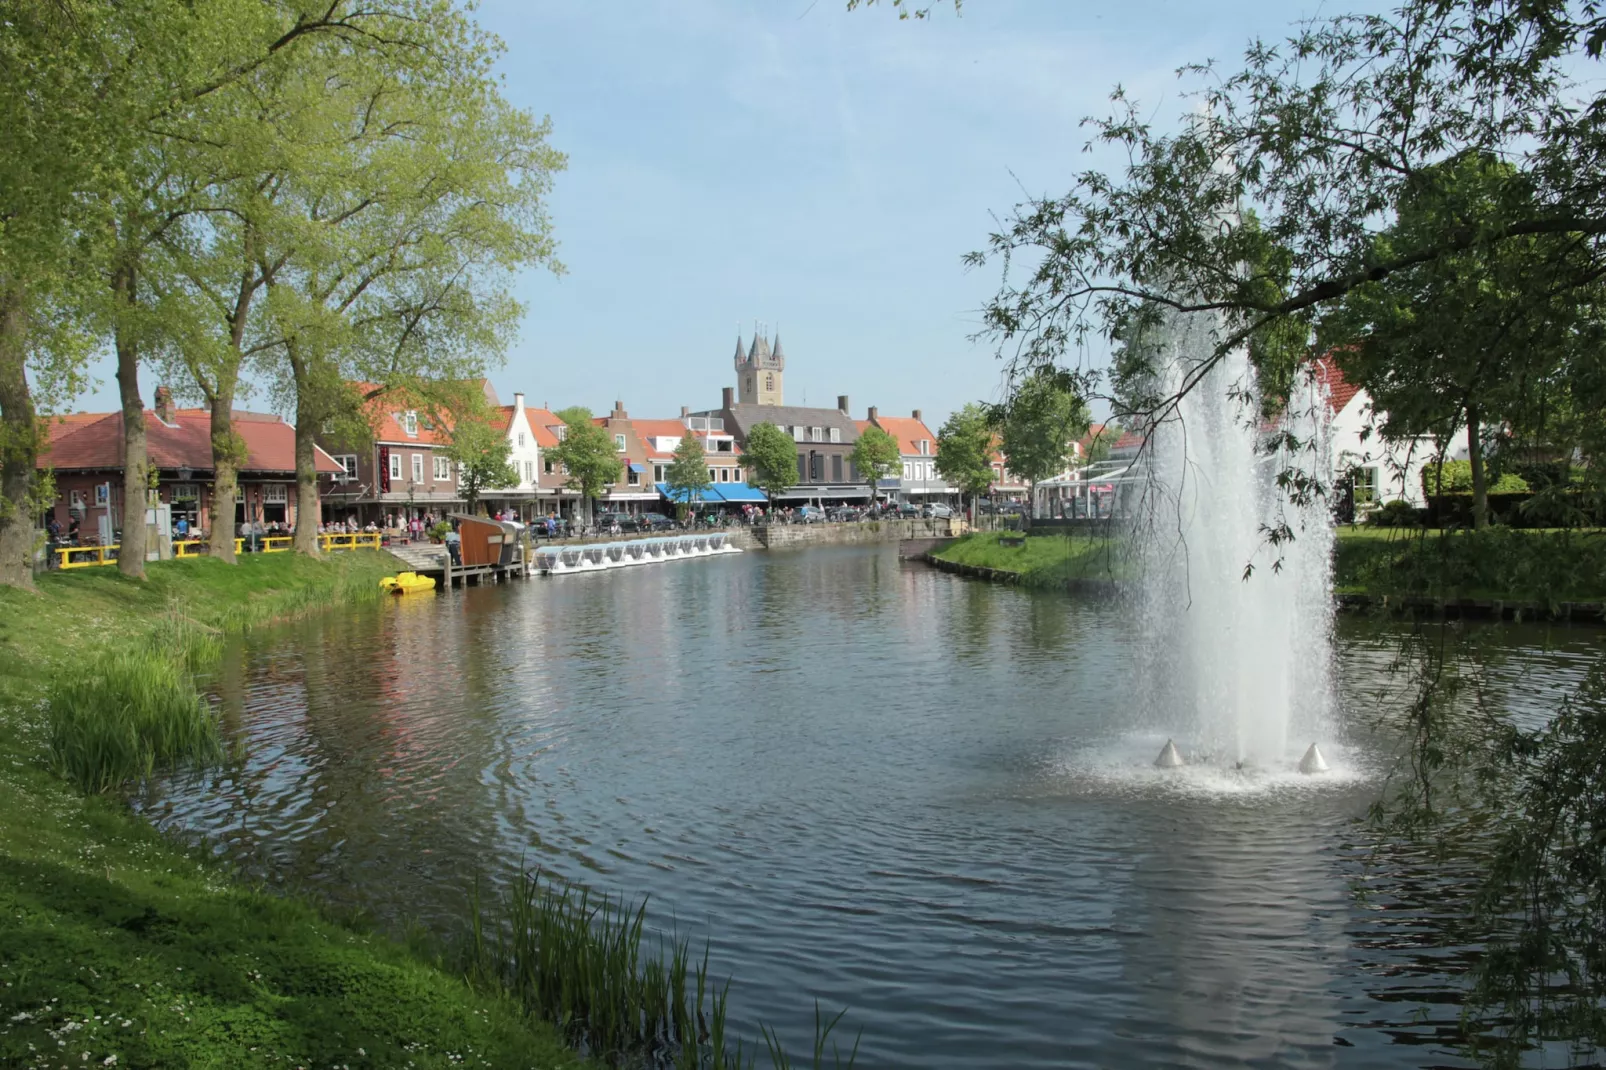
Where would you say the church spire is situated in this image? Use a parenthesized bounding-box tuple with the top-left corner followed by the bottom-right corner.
(733, 332, 746, 368)
(770, 332, 786, 369)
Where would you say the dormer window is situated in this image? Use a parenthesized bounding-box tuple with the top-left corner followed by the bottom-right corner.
(554, 425, 566, 441)
(918, 439, 930, 455)
(810, 427, 823, 442)
(791, 425, 804, 442)
(829, 427, 841, 444)
(402, 411, 418, 436)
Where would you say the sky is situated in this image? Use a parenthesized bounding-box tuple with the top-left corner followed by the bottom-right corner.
(79, 0, 1369, 429)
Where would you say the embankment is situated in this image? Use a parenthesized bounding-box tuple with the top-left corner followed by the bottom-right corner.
(0, 553, 588, 1070)
(752, 517, 962, 550)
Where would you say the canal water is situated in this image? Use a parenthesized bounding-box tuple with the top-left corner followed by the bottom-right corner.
(142, 545, 1603, 1068)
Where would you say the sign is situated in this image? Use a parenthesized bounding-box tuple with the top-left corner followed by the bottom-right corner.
(378, 446, 391, 493)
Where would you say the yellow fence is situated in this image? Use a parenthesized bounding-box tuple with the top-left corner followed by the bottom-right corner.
(52, 531, 380, 570)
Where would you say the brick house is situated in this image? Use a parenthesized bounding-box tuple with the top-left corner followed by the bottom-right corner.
(591, 401, 659, 513)
(694, 388, 866, 503)
(316, 380, 500, 528)
(632, 410, 747, 505)
(858, 408, 954, 505)
(39, 386, 341, 543)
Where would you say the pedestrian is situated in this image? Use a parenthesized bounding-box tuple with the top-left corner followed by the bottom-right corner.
(445, 523, 461, 565)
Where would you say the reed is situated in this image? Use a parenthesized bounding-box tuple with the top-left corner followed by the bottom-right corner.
(46, 649, 222, 793)
(462, 867, 858, 1070)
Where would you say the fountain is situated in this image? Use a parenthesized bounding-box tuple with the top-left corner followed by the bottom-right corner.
(1133, 311, 1335, 773)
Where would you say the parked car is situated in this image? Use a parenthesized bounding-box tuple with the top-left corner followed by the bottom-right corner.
(795, 505, 827, 523)
(922, 503, 954, 519)
(894, 503, 921, 519)
(636, 512, 676, 531)
(828, 506, 863, 522)
(594, 512, 631, 534)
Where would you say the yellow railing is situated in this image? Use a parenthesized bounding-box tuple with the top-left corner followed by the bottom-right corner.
(319, 532, 382, 551)
(234, 535, 293, 554)
(56, 544, 118, 569)
(174, 539, 204, 558)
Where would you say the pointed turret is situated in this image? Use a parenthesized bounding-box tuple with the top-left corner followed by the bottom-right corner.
(733, 334, 747, 369)
(770, 333, 786, 369)
(748, 333, 771, 365)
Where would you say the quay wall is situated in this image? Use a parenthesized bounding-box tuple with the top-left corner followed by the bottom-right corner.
(751, 518, 963, 550)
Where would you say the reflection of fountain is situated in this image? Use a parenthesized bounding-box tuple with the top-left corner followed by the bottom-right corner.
(1135, 312, 1334, 770)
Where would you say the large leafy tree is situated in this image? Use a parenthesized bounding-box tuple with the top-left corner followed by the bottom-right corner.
(664, 431, 712, 516)
(850, 427, 902, 505)
(740, 422, 798, 504)
(992, 368, 1090, 519)
(442, 411, 517, 516)
(935, 403, 997, 515)
(547, 408, 620, 523)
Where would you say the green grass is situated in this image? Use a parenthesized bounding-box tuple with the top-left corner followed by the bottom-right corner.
(933, 527, 1606, 604)
(0, 551, 592, 1070)
(930, 532, 1128, 589)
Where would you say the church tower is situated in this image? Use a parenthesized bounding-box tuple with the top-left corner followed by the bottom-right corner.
(734, 327, 785, 406)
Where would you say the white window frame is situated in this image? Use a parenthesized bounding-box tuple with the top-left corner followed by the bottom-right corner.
(388, 453, 402, 481)
(171, 483, 200, 501)
(333, 455, 358, 483)
(791, 425, 805, 442)
(614, 433, 627, 452)
(94, 483, 110, 506)
(810, 426, 823, 442)
(918, 440, 930, 455)
(517, 432, 526, 448)
(433, 455, 452, 481)
(262, 484, 289, 504)
(412, 453, 424, 483)
(403, 411, 419, 436)
(829, 427, 841, 443)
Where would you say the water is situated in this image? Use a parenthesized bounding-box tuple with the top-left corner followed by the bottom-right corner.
(1134, 314, 1336, 769)
(141, 547, 1602, 1068)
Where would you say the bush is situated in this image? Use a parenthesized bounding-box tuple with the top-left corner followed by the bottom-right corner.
(46, 651, 222, 793)
(1367, 499, 1425, 527)
(428, 520, 451, 542)
(1421, 459, 1530, 498)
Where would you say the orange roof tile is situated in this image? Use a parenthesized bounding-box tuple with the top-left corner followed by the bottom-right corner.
(871, 415, 937, 457)
(41, 409, 340, 474)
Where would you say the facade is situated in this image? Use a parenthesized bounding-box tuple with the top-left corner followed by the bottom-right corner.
(40, 387, 342, 542)
(734, 331, 785, 406)
(594, 401, 659, 511)
(986, 435, 1029, 502)
(524, 405, 579, 517)
(632, 411, 745, 488)
(480, 392, 543, 519)
(316, 380, 501, 526)
(859, 408, 954, 504)
(703, 387, 868, 503)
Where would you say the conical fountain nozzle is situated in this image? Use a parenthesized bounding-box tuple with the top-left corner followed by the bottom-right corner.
(1298, 742, 1328, 774)
(1155, 739, 1185, 769)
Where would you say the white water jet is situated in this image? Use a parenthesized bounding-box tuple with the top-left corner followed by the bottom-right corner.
(1132, 312, 1336, 771)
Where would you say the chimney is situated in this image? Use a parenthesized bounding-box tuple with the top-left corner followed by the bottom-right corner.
(837, 395, 849, 414)
(154, 385, 174, 425)
(680, 405, 689, 419)
(912, 409, 922, 422)
(722, 386, 734, 409)
(513, 391, 525, 412)
(867, 405, 878, 423)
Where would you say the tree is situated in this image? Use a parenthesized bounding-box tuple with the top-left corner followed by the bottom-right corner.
(664, 431, 712, 517)
(547, 408, 620, 523)
(442, 412, 517, 516)
(741, 422, 798, 505)
(993, 369, 1090, 519)
(935, 403, 997, 517)
(850, 426, 901, 506)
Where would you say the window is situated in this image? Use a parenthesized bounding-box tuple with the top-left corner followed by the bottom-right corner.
(716, 439, 732, 453)
(332, 455, 357, 482)
(403, 411, 418, 436)
(544, 459, 555, 475)
(172, 483, 200, 501)
(831, 455, 842, 482)
(614, 434, 626, 452)
(708, 467, 718, 483)
(764, 373, 774, 391)
(654, 464, 666, 482)
(389, 453, 402, 480)
(918, 439, 930, 455)
(747, 377, 755, 395)
(797, 454, 807, 482)
(628, 468, 640, 486)
(263, 484, 288, 504)
(94, 483, 110, 506)
(517, 432, 526, 448)
(1352, 466, 1379, 506)
(810, 426, 823, 442)
(524, 460, 534, 482)
(412, 454, 424, 483)
(554, 425, 566, 441)
(791, 425, 804, 442)
(829, 427, 841, 443)
(903, 463, 912, 480)
(434, 456, 452, 481)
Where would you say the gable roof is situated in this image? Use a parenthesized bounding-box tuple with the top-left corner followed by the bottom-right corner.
(524, 407, 563, 448)
(1312, 354, 1363, 416)
(41, 409, 341, 475)
(348, 379, 500, 445)
(870, 415, 937, 456)
(724, 403, 858, 442)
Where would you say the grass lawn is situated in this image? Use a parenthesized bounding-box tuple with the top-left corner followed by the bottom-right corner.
(933, 527, 1606, 604)
(0, 552, 589, 1070)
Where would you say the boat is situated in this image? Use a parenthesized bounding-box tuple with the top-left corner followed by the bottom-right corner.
(380, 571, 437, 594)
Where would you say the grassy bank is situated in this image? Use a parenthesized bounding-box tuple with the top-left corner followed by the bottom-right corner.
(932, 528, 1606, 604)
(0, 552, 589, 1070)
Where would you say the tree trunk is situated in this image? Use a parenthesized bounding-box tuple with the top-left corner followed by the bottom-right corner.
(207, 394, 239, 562)
(1467, 404, 1489, 531)
(0, 282, 38, 590)
(114, 260, 148, 579)
(288, 342, 321, 557)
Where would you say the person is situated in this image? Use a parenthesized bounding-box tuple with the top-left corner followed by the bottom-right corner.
(174, 515, 188, 540)
(444, 523, 461, 565)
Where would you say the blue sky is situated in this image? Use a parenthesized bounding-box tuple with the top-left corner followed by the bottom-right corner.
(78, 0, 1363, 427)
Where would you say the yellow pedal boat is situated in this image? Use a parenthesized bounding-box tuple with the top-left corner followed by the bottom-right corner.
(380, 571, 436, 595)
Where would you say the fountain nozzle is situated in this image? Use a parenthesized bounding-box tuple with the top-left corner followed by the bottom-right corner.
(1155, 739, 1185, 769)
(1298, 743, 1328, 774)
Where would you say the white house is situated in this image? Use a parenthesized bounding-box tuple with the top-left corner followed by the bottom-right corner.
(481, 391, 544, 519)
(1313, 356, 1469, 509)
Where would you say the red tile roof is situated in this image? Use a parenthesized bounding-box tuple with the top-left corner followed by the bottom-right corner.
(869, 415, 938, 457)
(1312, 354, 1363, 415)
(525, 408, 563, 448)
(41, 409, 340, 474)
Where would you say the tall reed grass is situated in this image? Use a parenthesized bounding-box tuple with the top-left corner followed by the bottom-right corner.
(462, 867, 859, 1070)
(46, 649, 221, 793)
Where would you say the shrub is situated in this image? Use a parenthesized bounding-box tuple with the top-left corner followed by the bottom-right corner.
(429, 520, 451, 542)
(1367, 499, 1425, 527)
(1421, 460, 1530, 498)
(47, 652, 222, 793)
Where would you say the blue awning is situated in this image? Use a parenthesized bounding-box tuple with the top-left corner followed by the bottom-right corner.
(628, 462, 646, 473)
(656, 482, 724, 503)
(716, 482, 767, 502)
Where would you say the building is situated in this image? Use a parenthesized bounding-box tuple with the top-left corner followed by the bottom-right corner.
(39, 386, 341, 542)
(859, 407, 954, 505)
(524, 405, 577, 517)
(316, 380, 501, 527)
(593, 401, 659, 512)
(480, 392, 543, 520)
(734, 330, 785, 406)
(986, 434, 1029, 503)
(702, 387, 869, 503)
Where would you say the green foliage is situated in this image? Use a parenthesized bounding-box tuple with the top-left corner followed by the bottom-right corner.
(548, 407, 622, 510)
(932, 532, 1127, 587)
(1365, 498, 1425, 528)
(665, 430, 713, 512)
(1421, 460, 1530, 498)
(849, 426, 901, 495)
(46, 651, 220, 794)
(442, 411, 518, 514)
(993, 368, 1091, 491)
(1332, 528, 1606, 603)
(934, 404, 996, 499)
(742, 422, 801, 501)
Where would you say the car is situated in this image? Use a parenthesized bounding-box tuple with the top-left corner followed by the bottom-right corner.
(637, 512, 676, 531)
(593, 512, 631, 533)
(922, 503, 954, 519)
(795, 505, 827, 523)
(828, 506, 863, 522)
(894, 503, 921, 519)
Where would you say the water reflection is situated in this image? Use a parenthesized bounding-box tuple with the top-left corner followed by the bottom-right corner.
(141, 546, 1603, 1069)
